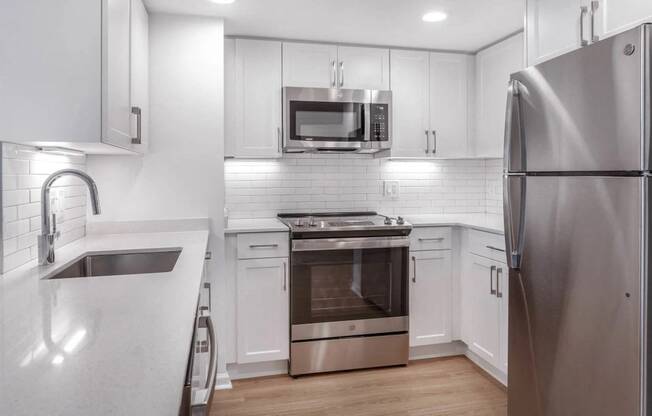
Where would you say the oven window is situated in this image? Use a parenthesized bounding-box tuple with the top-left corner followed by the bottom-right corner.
(291, 247, 408, 325)
(290, 101, 366, 142)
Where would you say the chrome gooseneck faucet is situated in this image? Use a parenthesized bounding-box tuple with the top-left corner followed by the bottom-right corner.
(38, 169, 101, 265)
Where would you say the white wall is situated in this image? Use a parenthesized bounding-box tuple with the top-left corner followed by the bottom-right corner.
(2, 143, 88, 272)
(86, 12, 225, 369)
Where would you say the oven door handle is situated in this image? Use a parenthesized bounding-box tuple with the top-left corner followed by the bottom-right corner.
(191, 314, 218, 415)
(292, 236, 409, 251)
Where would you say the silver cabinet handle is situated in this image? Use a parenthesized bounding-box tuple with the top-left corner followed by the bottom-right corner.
(418, 237, 444, 242)
(490, 265, 497, 295)
(331, 60, 337, 88)
(496, 268, 503, 298)
(425, 130, 430, 154)
(249, 244, 279, 249)
(204, 282, 212, 312)
(590, 1, 599, 43)
(131, 106, 142, 144)
(412, 256, 417, 283)
(282, 261, 287, 291)
(277, 127, 282, 154)
(580, 6, 589, 46)
(431, 130, 437, 154)
(486, 245, 505, 253)
(193, 314, 218, 413)
(339, 61, 344, 87)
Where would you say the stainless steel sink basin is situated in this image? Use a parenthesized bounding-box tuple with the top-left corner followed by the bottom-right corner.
(44, 249, 182, 279)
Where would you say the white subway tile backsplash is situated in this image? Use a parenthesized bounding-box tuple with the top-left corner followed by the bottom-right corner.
(225, 155, 503, 219)
(2, 143, 88, 273)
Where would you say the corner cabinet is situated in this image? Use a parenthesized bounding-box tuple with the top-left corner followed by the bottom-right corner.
(282, 42, 389, 90)
(0, 0, 148, 154)
(389, 50, 471, 158)
(225, 39, 283, 158)
(526, 0, 652, 66)
(408, 227, 453, 347)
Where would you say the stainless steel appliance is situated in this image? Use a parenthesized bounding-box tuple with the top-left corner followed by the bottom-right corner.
(180, 283, 217, 416)
(283, 87, 391, 153)
(278, 212, 411, 376)
(504, 24, 652, 416)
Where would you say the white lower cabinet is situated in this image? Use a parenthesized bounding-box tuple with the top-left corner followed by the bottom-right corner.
(236, 257, 289, 363)
(409, 250, 453, 346)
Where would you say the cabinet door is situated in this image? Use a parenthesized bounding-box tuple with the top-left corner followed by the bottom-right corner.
(429, 53, 469, 158)
(497, 262, 508, 373)
(594, 0, 652, 40)
(337, 46, 390, 90)
(103, 0, 133, 149)
(390, 50, 430, 157)
(409, 250, 452, 347)
(234, 39, 283, 158)
(224, 38, 236, 158)
(467, 254, 500, 367)
(130, 0, 148, 153)
(283, 42, 338, 88)
(526, 0, 584, 66)
(474, 33, 524, 158)
(237, 257, 289, 363)
(0, 0, 101, 142)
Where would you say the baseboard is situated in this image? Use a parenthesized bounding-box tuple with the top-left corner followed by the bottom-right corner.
(464, 349, 507, 386)
(409, 341, 466, 361)
(215, 372, 233, 390)
(226, 360, 289, 380)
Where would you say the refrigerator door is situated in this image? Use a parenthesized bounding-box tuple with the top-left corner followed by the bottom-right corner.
(505, 175, 643, 416)
(505, 24, 649, 173)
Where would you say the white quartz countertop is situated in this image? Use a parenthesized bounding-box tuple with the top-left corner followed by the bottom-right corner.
(224, 217, 289, 234)
(0, 230, 209, 416)
(405, 214, 504, 234)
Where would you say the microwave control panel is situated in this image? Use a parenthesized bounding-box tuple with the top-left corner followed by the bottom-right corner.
(370, 104, 389, 142)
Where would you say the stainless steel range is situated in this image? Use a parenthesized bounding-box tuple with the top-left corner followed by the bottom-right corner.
(277, 211, 411, 376)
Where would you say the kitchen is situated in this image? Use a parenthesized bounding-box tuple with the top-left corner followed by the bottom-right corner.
(1, 0, 651, 415)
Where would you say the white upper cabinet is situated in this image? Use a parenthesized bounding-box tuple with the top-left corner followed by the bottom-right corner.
(526, 0, 584, 66)
(282, 42, 338, 88)
(129, 0, 149, 152)
(527, 0, 652, 66)
(429, 53, 470, 158)
(409, 250, 453, 347)
(337, 46, 390, 90)
(593, 0, 652, 40)
(0, 0, 148, 154)
(390, 50, 431, 157)
(233, 39, 283, 158)
(473, 33, 524, 158)
(282, 43, 389, 90)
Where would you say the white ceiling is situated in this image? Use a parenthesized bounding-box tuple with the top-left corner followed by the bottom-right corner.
(144, 0, 525, 52)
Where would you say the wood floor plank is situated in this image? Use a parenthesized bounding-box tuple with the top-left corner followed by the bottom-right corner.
(211, 356, 507, 416)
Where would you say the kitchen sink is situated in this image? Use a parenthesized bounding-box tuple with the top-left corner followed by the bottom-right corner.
(43, 249, 182, 279)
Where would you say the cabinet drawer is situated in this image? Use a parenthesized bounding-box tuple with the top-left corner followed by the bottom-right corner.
(410, 227, 452, 251)
(468, 230, 506, 263)
(237, 232, 289, 259)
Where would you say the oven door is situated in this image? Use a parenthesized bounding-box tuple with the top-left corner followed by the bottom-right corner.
(283, 87, 371, 151)
(290, 236, 409, 341)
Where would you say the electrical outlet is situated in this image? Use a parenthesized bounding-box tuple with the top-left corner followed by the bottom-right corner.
(384, 181, 400, 199)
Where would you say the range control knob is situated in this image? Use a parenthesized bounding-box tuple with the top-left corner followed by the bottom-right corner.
(396, 216, 405, 225)
(384, 216, 393, 225)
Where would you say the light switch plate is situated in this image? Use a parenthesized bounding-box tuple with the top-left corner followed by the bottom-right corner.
(384, 180, 400, 199)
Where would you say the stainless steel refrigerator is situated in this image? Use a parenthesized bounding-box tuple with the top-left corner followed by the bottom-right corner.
(504, 24, 651, 416)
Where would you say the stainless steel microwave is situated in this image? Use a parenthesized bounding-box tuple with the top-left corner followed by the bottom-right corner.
(283, 87, 392, 154)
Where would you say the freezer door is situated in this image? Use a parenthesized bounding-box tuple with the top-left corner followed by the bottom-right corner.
(506, 176, 643, 416)
(505, 24, 649, 173)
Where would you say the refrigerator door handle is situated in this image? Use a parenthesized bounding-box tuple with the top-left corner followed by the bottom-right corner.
(504, 175, 526, 269)
(504, 79, 523, 173)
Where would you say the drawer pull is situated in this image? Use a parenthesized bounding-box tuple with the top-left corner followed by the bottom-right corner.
(418, 237, 445, 242)
(249, 244, 279, 249)
(486, 245, 505, 253)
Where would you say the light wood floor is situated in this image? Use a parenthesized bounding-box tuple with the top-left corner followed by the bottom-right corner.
(211, 356, 507, 416)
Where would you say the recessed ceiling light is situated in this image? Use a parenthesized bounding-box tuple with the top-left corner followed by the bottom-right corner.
(422, 11, 448, 23)
(210, 0, 235, 4)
